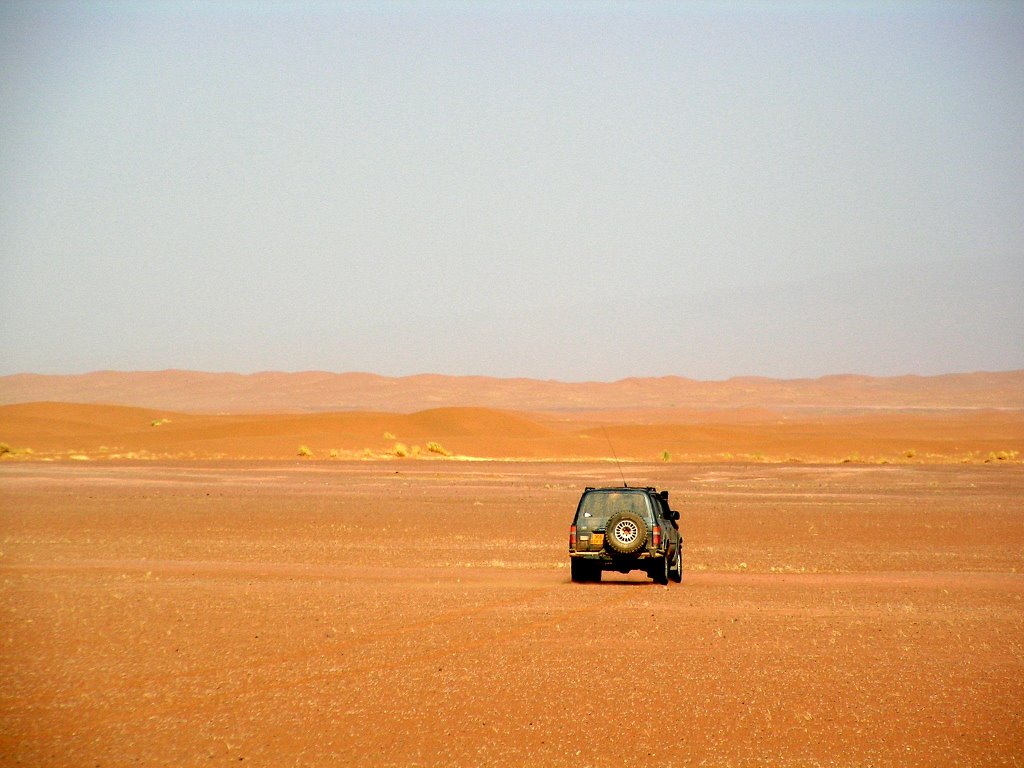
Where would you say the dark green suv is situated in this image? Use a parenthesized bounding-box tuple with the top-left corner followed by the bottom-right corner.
(568, 486, 682, 584)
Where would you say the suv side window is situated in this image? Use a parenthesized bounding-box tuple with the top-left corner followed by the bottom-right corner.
(655, 493, 680, 530)
(655, 495, 670, 519)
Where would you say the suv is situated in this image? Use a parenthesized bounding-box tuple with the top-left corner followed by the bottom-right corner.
(568, 486, 682, 584)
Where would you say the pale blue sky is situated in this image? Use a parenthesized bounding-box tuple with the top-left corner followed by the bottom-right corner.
(2, 1, 1022, 381)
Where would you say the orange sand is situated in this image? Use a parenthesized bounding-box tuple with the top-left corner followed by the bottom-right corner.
(1, 400, 1021, 464)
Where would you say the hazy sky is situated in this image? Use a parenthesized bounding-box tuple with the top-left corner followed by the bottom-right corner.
(2, 1, 1022, 381)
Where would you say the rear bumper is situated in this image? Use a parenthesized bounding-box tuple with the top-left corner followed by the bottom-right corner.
(569, 550, 663, 561)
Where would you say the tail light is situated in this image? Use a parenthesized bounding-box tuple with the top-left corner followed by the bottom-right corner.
(652, 525, 661, 549)
(569, 525, 577, 550)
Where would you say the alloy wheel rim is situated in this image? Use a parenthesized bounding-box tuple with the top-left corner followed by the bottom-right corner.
(614, 520, 638, 543)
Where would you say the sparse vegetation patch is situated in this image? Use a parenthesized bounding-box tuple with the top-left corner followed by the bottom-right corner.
(0, 443, 33, 459)
(985, 450, 1018, 463)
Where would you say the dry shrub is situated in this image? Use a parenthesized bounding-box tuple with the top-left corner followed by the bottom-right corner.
(426, 441, 451, 457)
(985, 450, 1018, 463)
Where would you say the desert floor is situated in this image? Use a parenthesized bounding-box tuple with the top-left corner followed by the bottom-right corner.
(1, 459, 1022, 767)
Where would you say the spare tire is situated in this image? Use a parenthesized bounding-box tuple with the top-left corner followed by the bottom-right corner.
(604, 510, 648, 555)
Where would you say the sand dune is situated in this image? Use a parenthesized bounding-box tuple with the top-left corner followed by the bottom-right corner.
(2, 370, 1021, 462)
(1, 369, 1022, 412)
(2, 400, 1021, 463)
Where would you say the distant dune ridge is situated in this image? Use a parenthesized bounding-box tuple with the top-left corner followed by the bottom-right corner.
(1, 369, 1022, 412)
(0, 370, 1022, 463)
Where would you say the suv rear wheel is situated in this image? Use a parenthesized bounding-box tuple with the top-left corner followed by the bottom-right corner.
(669, 547, 682, 583)
(570, 559, 601, 583)
(651, 555, 669, 585)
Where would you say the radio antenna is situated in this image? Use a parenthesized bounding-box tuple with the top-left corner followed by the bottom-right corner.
(602, 426, 628, 488)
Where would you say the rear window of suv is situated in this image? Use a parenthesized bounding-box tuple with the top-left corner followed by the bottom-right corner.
(576, 490, 651, 523)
